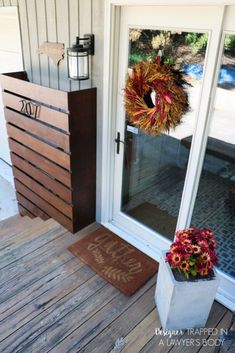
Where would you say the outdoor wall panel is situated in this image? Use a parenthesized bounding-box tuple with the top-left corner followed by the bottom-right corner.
(0, 0, 103, 92)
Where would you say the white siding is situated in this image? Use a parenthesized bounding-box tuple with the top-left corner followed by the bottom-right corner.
(0, 0, 104, 92)
(0, 0, 104, 220)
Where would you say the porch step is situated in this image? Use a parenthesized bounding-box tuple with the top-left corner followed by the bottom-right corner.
(0, 218, 65, 270)
(0, 214, 45, 243)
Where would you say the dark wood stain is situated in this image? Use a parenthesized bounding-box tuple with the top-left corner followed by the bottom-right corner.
(1, 71, 96, 233)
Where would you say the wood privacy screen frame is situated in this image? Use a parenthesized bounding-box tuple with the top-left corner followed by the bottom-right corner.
(0, 71, 97, 233)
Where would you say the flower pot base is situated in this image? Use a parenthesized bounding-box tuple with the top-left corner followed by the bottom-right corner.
(155, 251, 220, 330)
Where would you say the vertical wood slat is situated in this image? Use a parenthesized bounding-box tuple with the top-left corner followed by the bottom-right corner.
(26, 0, 40, 84)
(35, 0, 49, 87)
(3, 0, 11, 6)
(17, 0, 32, 81)
(79, 0, 92, 90)
(69, 0, 79, 91)
(1, 0, 97, 91)
(45, 0, 58, 89)
(56, 0, 70, 92)
(10, 0, 18, 6)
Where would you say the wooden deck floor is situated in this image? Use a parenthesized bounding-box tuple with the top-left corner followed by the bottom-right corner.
(0, 216, 232, 353)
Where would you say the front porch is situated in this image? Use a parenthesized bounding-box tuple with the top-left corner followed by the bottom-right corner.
(0, 215, 232, 353)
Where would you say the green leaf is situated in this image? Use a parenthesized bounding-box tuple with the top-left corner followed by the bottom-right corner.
(191, 269, 197, 276)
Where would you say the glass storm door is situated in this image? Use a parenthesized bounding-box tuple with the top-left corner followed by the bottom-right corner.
(111, 5, 235, 309)
(113, 5, 224, 255)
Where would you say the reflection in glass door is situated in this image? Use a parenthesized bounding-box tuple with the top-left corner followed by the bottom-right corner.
(191, 33, 235, 279)
(121, 29, 208, 241)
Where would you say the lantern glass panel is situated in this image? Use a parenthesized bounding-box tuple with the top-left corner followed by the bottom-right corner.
(68, 51, 89, 80)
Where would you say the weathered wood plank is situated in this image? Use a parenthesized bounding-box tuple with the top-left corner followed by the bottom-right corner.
(0, 219, 62, 270)
(197, 310, 233, 353)
(0, 214, 28, 233)
(0, 216, 43, 245)
(0, 262, 95, 342)
(168, 302, 227, 353)
(0, 230, 74, 303)
(108, 310, 157, 353)
(0, 277, 110, 352)
(48, 278, 156, 353)
(139, 301, 227, 353)
(0, 227, 95, 316)
(0, 218, 58, 258)
(0, 254, 77, 322)
(0, 222, 97, 291)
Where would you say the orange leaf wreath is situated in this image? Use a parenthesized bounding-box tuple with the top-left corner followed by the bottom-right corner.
(124, 57, 189, 135)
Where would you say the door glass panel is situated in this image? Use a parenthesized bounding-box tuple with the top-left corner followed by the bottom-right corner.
(122, 29, 208, 240)
(191, 34, 235, 278)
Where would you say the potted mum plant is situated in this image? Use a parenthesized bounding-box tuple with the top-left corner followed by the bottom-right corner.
(155, 228, 220, 330)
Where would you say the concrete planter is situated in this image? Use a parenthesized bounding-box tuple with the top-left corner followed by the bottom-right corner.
(155, 251, 220, 330)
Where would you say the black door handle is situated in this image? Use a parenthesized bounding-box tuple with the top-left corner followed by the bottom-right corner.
(115, 132, 124, 154)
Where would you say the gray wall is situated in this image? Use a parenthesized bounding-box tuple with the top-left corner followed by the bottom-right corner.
(0, 0, 104, 220)
(0, 0, 104, 92)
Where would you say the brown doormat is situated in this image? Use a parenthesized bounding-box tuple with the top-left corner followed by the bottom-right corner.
(127, 202, 176, 240)
(68, 226, 158, 296)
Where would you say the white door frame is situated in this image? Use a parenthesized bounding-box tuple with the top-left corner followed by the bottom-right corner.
(101, 0, 235, 310)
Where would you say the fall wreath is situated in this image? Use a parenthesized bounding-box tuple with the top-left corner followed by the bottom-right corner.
(124, 57, 189, 135)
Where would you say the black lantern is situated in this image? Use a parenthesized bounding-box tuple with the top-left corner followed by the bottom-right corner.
(67, 34, 95, 80)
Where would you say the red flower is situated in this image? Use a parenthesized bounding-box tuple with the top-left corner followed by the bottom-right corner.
(165, 253, 172, 263)
(198, 239, 208, 249)
(201, 252, 211, 263)
(209, 238, 217, 249)
(181, 238, 192, 246)
(192, 245, 201, 254)
(198, 267, 209, 276)
(184, 244, 193, 254)
(166, 227, 218, 278)
(180, 260, 190, 272)
(170, 243, 181, 253)
(171, 253, 182, 266)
